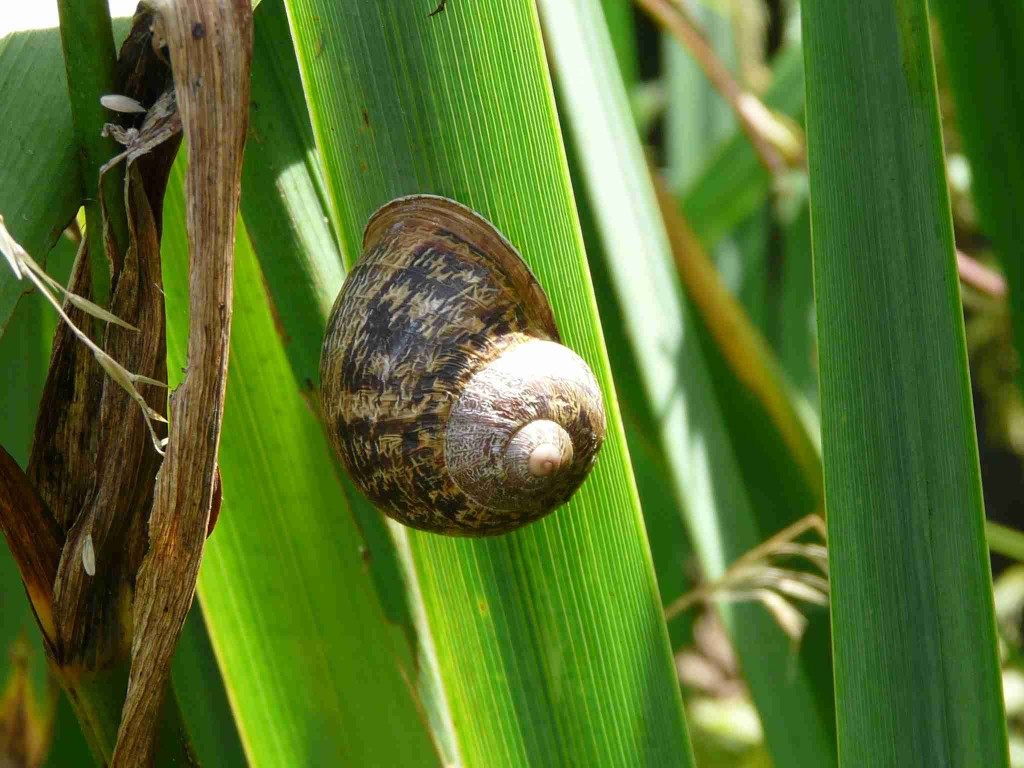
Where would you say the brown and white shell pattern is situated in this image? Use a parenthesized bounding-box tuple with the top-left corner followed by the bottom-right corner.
(319, 195, 606, 536)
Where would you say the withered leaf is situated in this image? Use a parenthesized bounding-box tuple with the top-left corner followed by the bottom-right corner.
(52, 164, 169, 670)
(112, 0, 253, 764)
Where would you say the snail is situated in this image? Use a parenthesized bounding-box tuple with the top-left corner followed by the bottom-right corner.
(319, 195, 606, 536)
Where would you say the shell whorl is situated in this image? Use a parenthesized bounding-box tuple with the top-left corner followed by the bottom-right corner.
(444, 338, 603, 516)
(319, 195, 607, 536)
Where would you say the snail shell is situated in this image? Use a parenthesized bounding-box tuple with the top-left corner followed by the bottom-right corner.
(319, 195, 606, 536)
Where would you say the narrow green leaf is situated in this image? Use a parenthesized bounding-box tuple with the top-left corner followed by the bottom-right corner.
(987, 522, 1024, 564)
(776, 203, 819, 418)
(161, 158, 440, 766)
(0, 26, 81, 334)
(802, 0, 1007, 763)
(542, 2, 835, 765)
(681, 44, 804, 249)
(663, 3, 735, 191)
(170, 606, 247, 768)
(598, 0, 638, 88)
(56, 0, 127, 305)
(241, 0, 344, 389)
(243, 0, 416, 646)
(579, 189, 694, 647)
(930, 0, 1024, 395)
(285, 0, 693, 763)
(236, 1, 450, 756)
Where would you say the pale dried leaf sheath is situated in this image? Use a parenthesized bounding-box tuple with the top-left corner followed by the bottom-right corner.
(112, 1, 253, 765)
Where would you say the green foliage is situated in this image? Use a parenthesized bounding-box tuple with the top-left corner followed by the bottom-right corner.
(0, 1, 1018, 766)
(0, 28, 81, 334)
(283, 0, 694, 763)
(931, 0, 1024, 395)
(802, 0, 1008, 763)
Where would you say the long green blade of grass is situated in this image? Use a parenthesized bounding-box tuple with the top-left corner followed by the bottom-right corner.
(0, 26, 82, 334)
(930, 0, 1024, 395)
(241, 6, 458, 757)
(802, 0, 1008, 763)
(170, 607, 247, 768)
(542, 2, 835, 765)
(680, 43, 804, 249)
(598, 0, 638, 89)
(663, 3, 735, 191)
(284, 1, 694, 763)
(160, 157, 441, 766)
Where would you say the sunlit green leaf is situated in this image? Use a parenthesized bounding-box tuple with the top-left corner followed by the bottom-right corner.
(284, 0, 694, 763)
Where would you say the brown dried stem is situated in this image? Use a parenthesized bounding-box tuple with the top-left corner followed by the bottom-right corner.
(112, 0, 253, 764)
(636, 0, 802, 174)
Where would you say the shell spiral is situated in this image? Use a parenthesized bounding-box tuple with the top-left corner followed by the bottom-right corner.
(319, 195, 606, 536)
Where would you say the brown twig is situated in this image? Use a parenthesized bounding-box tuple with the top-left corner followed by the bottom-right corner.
(111, 0, 252, 764)
(636, 0, 800, 174)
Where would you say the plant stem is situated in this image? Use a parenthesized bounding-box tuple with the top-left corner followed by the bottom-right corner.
(986, 522, 1024, 562)
(61, 663, 197, 765)
(57, 0, 130, 307)
(636, 0, 802, 174)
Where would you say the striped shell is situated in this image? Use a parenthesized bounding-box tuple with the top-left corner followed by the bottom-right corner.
(319, 195, 606, 536)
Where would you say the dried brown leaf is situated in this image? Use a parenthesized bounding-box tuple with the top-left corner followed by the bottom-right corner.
(53, 165, 169, 669)
(27, 249, 103, 535)
(0, 447, 60, 644)
(112, 0, 253, 763)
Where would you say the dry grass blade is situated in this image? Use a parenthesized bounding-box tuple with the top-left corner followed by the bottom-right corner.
(635, 0, 803, 173)
(665, 514, 828, 646)
(112, 0, 252, 764)
(53, 165, 169, 670)
(0, 217, 167, 455)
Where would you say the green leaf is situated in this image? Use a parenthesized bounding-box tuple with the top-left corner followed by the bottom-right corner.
(0, 26, 82, 335)
(241, 0, 344, 389)
(161, 157, 440, 766)
(243, 0, 418, 652)
(663, 2, 735, 191)
(598, 0, 638, 88)
(930, 0, 1024, 395)
(802, 0, 1008, 763)
(170, 606, 247, 768)
(284, 0, 693, 763)
(541, 2, 835, 765)
(681, 44, 804, 249)
(776, 203, 819, 418)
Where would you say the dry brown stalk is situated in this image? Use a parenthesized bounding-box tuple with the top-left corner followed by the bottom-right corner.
(111, 0, 253, 764)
